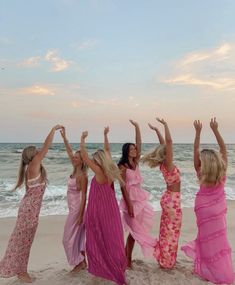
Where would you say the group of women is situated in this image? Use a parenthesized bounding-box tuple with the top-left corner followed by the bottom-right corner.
(0, 118, 234, 285)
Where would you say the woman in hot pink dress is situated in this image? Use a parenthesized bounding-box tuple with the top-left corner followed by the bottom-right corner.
(81, 127, 127, 285)
(60, 127, 88, 274)
(119, 120, 156, 268)
(181, 118, 234, 284)
(0, 125, 62, 283)
(142, 118, 182, 269)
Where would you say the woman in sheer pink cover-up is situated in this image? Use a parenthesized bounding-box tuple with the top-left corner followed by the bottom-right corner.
(181, 118, 234, 284)
(0, 125, 62, 283)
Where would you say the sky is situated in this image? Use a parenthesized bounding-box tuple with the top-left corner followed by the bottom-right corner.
(1, 0, 235, 143)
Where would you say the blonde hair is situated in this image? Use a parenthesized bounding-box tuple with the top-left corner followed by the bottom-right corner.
(199, 149, 226, 186)
(141, 145, 166, 168)
(13, 146, 47, 190)
(74, 150, 88, 174)
(92, 149, 124, 185)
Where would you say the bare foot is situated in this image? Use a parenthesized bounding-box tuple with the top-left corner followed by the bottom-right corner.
(17, 272, 35, 283)
(69, 260, 87, 275)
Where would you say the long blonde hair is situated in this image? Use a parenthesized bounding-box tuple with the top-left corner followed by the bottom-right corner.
(92, 149, 124, 185)
(199, 149, 226, 185)
(74, 150, 88, 174)
(141, 145, 166, 168)
(13, 146, 47, 190)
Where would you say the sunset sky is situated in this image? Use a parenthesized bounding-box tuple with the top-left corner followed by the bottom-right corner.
(1, 0, 235, 143)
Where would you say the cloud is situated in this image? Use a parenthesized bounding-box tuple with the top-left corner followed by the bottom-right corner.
(76, 39, 98, 51)
(23, 85, 55, 96)
(161, 42, 235, 92)
(45, 50, 70, 72)
(164, 74, 235, 91)
(180, 43, 232, 66)
(19, 56, 41, 67)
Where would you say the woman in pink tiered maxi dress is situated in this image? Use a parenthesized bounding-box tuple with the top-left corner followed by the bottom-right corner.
(80, 128, 127, 285)
(0, 125, 62, 283)
(119, 120, 156, 268)
(181, 119, 234, 284)
(60, 127, 88, 273)
(142, 118, 182, 269)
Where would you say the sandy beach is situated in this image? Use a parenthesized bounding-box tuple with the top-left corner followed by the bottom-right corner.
(0, 202, 234, 285)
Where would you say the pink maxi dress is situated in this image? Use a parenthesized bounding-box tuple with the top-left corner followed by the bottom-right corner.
(63, 176, 85, 266)
(85, 177, 127, 285)
(154, 163, 182, 269)
(120, 166, 156, 257)
(181, 177, 234, 284)
(0, 174, 46, 277)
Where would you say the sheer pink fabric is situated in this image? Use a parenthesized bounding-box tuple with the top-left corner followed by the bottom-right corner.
(181, 177, 234, 284)
(63, 177, 85, 266)
(120, 166, 156, 257)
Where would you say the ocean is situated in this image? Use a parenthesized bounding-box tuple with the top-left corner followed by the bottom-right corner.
(0, 143, 235, 218)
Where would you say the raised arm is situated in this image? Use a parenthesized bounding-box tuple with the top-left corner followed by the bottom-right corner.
(148, 123, 165, 144)
(60, 127, 74, 163)
(30, 125, 62, 174)
(129, 119, 141, 160)
(104, 126, 112, 159)
(157, 118, 173, 170)
(77, 174, 88, 225)
(210, 118, 227, 168)
(80, 131, 103, 175)
(193, 120, 202, 172)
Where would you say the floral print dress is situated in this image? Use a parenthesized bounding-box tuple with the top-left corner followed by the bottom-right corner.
(154, 163, 182, 269)
(0, 174, 46, 277)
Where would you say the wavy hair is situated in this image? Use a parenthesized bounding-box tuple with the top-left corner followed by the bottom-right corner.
(93, 149, 124, 186)
(199, 149, 226, 185)
(141, 145, 166, 168)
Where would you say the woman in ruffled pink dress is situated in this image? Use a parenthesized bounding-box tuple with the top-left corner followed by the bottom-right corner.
(119, 120, 156, 268)
(181, 118, 234, 284)
(0, 125, 62, 283)
(60, 127, 88, 274)
(142, 118, 182, 269)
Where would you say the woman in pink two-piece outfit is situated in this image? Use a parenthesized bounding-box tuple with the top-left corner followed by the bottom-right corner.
(181, 118, 234, 284)
(119, 120, 156, 268)
(60, 127, 88, 274)
(142, 118, 182, 269)
(0, 125, 62, 283)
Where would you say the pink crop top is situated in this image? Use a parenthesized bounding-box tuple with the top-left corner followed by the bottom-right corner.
(160, 163, 181, 186)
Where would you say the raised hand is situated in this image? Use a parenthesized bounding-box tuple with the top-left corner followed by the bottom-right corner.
(194, 120, 202, 132)
(156, 117, 167, 125)
(81, 131, 88, 140)
(148, 123, 158, 131)
(210, 117, 218, 131)
(53, 124, 63, 131)
(60, 126, 66, 138)
(104, 126, 109, 135)
(129, 119, 138, 127)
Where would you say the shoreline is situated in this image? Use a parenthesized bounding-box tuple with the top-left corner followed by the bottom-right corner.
(0, 202, 234, 284)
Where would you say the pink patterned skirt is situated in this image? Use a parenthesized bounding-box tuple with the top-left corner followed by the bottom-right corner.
(154, 190, 182, 268)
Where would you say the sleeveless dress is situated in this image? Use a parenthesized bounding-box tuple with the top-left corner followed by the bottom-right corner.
(63, 176, 85, 266)
(0, 174, 46, 277)
(154, 163, 182, 269)
(85, 177, 127, 285)
(120, 166, 156, 257)
(181, 177, 234, 284)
